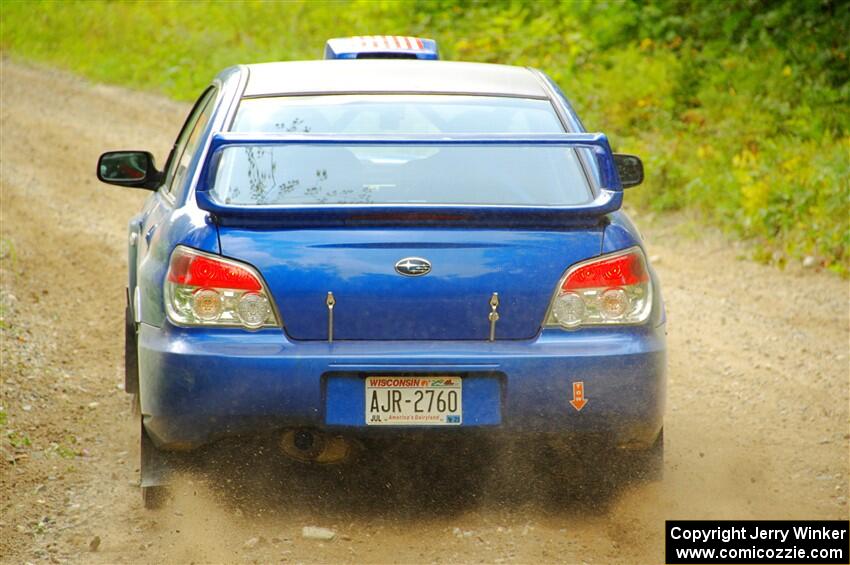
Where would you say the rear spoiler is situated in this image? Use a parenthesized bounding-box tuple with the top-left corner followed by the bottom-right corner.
(195, 133, 624, 228)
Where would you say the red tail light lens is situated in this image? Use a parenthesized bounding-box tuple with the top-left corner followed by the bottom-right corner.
(561, 251, 648, 291)
(545, 247, 652, 329)
(167, 254, 262, 291)
(164, 246, 277, 330)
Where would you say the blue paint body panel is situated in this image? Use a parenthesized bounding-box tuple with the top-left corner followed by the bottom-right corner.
(218, 227, 602, 340)
(138, 323, 665, 447)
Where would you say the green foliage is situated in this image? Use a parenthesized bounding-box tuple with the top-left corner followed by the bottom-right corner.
(7, 431, 31, 449)
(2, 0, 847, 272)
(50, 443, 78, 459)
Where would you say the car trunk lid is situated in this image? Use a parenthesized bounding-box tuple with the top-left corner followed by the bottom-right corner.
(218, 227, 602, 340)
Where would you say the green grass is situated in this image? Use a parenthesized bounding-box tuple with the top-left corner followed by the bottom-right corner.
(7, 430, 31, 449)
(2, 0, 847, 273)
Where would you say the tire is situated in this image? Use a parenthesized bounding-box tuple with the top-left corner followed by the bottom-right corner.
(622, 427, 664, 483)
(547, 430, 663, 504)
(142, 484, 170, 510)
(130, 305, 175, 510)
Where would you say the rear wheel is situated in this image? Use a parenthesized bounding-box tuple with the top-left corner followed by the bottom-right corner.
(129, 299, 177, 510)
(141, 482, 170, 510)
(547, 429, 664, 504)
(621, 428, 664, 483)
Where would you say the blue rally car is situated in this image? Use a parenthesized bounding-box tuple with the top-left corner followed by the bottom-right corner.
(97, 36, 665, 508)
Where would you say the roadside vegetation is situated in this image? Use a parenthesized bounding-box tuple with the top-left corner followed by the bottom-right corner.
(2, 0, 847, 273)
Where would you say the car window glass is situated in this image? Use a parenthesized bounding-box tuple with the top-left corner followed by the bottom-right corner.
(210, 143, 592, 207)
(222, 95, 594, 206)
(163, 87, 216, 195)
(232, 95, 564, 134)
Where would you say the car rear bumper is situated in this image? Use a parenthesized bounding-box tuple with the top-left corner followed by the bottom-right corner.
(138, 323, 665, 450)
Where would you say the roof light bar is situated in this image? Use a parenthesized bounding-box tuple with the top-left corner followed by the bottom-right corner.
(324, 36, 439, 60)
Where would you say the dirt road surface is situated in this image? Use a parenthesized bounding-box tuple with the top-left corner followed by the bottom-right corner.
(1, 59, 848, 564)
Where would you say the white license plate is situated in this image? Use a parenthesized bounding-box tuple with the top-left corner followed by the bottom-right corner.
(365, 376, 462, 426)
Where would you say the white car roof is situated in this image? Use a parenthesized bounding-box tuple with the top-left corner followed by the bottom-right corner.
(242, 60, 549, 99)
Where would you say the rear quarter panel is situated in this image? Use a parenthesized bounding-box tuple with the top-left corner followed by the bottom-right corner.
(136, 202, 219, 327)
(603, 210, 665, 327)
(132, 67, 246, 326)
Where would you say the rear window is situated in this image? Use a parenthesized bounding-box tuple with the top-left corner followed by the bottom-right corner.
(232, 95, 564, 134)
(214, 95, 593, 207)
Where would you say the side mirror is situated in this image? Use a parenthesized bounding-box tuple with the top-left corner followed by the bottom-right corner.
(97, 151, 162, 190)
(613, 153, 644, 188)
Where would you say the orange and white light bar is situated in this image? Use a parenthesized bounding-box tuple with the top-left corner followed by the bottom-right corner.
(324, 36, 439, 60)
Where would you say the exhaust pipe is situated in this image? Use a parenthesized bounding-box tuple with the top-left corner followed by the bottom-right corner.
(279, 428, 353, 464)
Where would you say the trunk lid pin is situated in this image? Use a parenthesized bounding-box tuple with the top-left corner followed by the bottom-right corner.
(488, 292, 500, 342)
(326, 292, 336, 343)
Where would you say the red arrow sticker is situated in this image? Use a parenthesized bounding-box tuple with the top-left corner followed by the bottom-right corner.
(570, 381, 587, 411)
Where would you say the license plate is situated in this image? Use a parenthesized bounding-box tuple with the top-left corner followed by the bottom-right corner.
(365, 376, 462, 426)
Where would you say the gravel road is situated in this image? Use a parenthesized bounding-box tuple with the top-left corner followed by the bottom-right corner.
(1, 59, 848, 564)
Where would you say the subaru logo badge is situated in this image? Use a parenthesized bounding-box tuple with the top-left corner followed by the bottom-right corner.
(395, 257, 431, 277)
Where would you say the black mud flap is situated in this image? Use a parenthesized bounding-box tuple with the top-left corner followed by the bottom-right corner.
(125, 288, 139, 395)
(140, 422, 182, 489)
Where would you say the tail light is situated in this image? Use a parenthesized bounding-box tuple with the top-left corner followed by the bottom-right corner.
(544, 247, 652, 329)
(164, 246, 277, 330)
